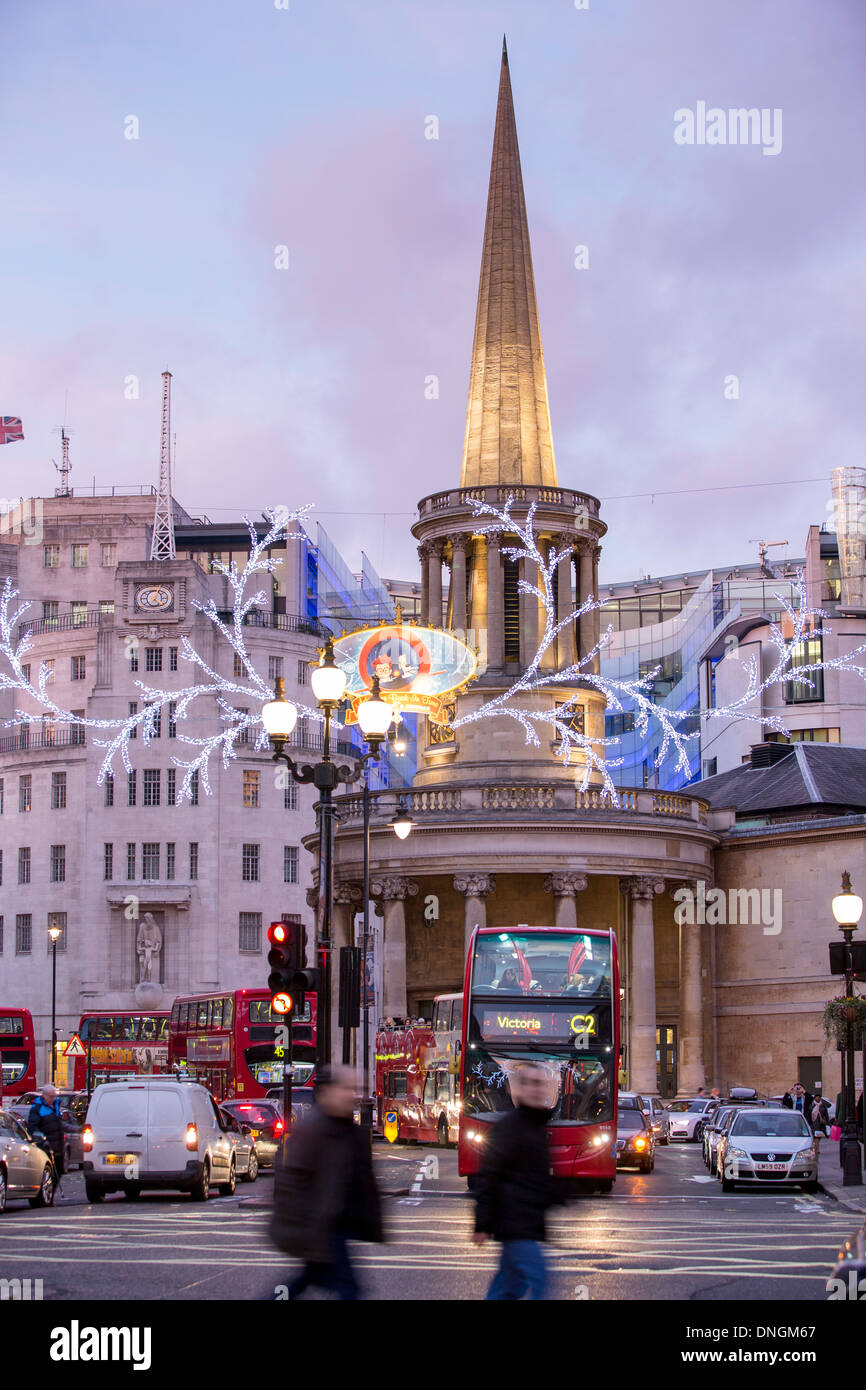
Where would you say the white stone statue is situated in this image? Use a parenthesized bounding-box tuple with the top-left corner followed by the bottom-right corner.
(136, 912, 162, 984)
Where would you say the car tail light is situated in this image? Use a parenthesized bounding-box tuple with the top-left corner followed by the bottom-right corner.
(82, 1125, 94, 1152)
(274, 1119, 285, 1135)
(185, 1123, 198, 1151)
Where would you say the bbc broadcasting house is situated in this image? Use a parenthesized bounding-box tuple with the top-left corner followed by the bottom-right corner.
(3, 41, 866, 1104)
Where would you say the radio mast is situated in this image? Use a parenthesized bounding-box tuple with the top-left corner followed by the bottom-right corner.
(53, 428, 72, 496)
(150, 370, 176, 561)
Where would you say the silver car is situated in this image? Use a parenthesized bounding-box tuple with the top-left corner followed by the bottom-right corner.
(219, 1106, 259, 1182)
(666, 1097, 717, 1142)
(0, 1109, 57, 1211)
(702, 1106, 736, 1169)
(718, 1109, 818, 1192)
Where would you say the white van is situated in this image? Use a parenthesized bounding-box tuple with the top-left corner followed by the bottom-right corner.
(82, 1078, 236, 1202)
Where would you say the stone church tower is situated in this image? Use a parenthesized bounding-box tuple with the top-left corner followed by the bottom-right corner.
(328, 42, 715, 1097)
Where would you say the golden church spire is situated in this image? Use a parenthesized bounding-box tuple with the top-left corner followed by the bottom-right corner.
(459, 39, 558, 489)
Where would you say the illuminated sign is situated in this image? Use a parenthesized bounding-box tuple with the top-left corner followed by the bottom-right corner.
(333, 622, 477, 725)
(477, 1006, 610, 1046)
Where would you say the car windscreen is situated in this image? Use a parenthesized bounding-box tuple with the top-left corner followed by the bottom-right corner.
(666, 1100, 694, 1112)
(224, 1103, 277, 1126)
(730, 1113, 811, 1139)
(617, 1112, 645, 1132)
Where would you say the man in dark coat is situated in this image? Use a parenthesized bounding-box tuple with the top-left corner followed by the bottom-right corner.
(270, 1066, 383, 1300)
(472, 1064, 557, 1300)
(27, 1084, 64, 1176)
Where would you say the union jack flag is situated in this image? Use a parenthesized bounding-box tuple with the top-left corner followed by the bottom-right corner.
(0, 417, 24, 445)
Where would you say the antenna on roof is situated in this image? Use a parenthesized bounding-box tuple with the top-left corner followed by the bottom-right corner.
(150, 370, 176, 561)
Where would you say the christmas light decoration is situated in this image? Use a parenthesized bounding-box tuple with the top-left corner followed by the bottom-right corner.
(2, 495, 866, 807)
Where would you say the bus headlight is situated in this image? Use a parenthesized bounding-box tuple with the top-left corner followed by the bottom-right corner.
(467, 1130, 484, 1144)
(591, 1134, 605, 1147)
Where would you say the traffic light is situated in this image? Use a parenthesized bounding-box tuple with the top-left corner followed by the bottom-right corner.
(338, 946, 362, 1029)
(267, 920, 304, 1015)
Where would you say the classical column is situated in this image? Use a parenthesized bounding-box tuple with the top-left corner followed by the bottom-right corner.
(519, 555, 540, 669)
(371, 876, 418, 1019)
(418, 543, 430, 624)
(622, 876, 664, 1092)
(590, 544, 602, 673)
(428, 541, 444, 627)
(453, 873, 496, 954)
(451, 535, 467, 634)
(333, 883, 362, 1059)
(554, 534, 575, 669)
(485, 531, 504, 668)
(578, 542, 594, 662)
(673, 879, 706, 1095)
(544, 872, 588, 929)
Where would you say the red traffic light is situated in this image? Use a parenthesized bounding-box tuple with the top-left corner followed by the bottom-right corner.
(268, 921, 288, 946)
(271, 991, 293, 1015)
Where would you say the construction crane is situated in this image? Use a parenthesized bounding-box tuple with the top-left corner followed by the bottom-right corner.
(150, 370, 176, 561)
(749, 538, 789, 578)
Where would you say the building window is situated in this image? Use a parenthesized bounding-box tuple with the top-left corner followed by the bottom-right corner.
(190, 770, 199, 805)
(43, 545, 61, 568)
(168, 701, 177, 738)
(785, 633, 825, 704)
(142, 843, 160, 881)
(166, 842, 176, 881)
(72, 544, 88, 568)
(21, 663, 31, 683)
(702, 758, 718, 779)
(129, 646, 139, 672)
(269, 655, 283, 682)
(605, 711, 635, 738)
(129, 701, 138, 736)
(104, 774, 114, 807)
(146, 704, 161, 739)
(169, 646, 178, 671)
(146, 647, 163, 672)
(71, 655, 86, 681)
(71, 601, 87, 626)
(297, 660, 308, 687)
(42, 659, 55, 684)
(100, 543, 117, 567)
(242, 843, 260, 882)
(0, 849, 3, 884)
(284, 781, 298, 810)
(283, 845, 299, 884)
(99, 600, 115, 618)
(239, 912, 262, 952)
(0, 779, 3, 814)
(104, 843, 113, 882)
(128, 771, 137, 806)
(18, 847, 31, 884)
(243, 770, 260, 808)
(19, 775, 31, 813)
(638, 651, 683, 703)
(143, 769, 161, 807)
(42, 600, 59, 626)
(126, 843, 136, 880)
(233, 653, 245, 678)
(71, 709, 85, 746)
(16, 915, 32, 954)
(48, 912, 67, 951)
(167, 768, 176, 803)
(50, 771, 66, 809)
(189, 842, 199, 880)
(766, 727, 842, 744)
(235, 708, 250, 745)
(50, 845, 66, 883)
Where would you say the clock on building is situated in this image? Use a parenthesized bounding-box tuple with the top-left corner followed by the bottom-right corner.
(134, 583, 174, 614)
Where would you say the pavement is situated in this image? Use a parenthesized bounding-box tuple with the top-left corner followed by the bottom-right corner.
(0, 1138, 861, 1300)
(817, 1133, 866, 1215)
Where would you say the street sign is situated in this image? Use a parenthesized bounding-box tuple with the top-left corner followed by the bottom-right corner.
(64, 1034, 85, 1058)
(384, 1109, 398, 1144)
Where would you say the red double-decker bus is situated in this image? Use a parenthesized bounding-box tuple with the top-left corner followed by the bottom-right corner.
(168, 988, 317, 1099)
(73, 1012, 170, 1089)
(0, 1007, 38, 1097)
(459, 927, 619, 1193)
(375, 994, 463, 1145)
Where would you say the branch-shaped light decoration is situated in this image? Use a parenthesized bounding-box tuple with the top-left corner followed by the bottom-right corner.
(2, 495, 866, 806)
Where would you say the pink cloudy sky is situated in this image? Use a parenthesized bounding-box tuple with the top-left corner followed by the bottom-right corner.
(2, 0, 864, 586)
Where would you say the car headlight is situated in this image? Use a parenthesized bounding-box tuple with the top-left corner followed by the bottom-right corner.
(726, 1146, 749, 1161)
(795, 1144, 817, 1161)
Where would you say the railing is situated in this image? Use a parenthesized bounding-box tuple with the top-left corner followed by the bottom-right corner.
(482, 784, 556, 811)
(576, 787, 638, 812)
(18, 610, 109, 640)
(410, 788, 462, 812)
(216, 610, 328, 636)
(419, 484, 600, 519)
(0, 727, 86, 754)
(652, 792, 692, 818)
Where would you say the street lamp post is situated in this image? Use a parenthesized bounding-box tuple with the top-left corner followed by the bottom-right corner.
(831, 871, 864, 1186)
(48, 923, 62, 1082)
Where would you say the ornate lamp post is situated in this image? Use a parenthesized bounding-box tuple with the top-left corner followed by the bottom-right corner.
(831, 871, 864, 1186)
(48, 922, 63, 1082)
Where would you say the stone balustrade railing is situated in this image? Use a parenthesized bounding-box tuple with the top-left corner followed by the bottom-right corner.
(334, 783, 711, 826)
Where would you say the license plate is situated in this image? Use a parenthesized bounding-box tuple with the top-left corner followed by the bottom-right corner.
(103, 1154, 138, 1165)
(755, 1162, 787, 1172)
(249, 1129, 260, 1138)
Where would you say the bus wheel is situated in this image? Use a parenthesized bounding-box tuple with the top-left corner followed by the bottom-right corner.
(466, 1175, 479, 1193)
(437, 1118, 449, 1149)
(595, 1180, 613, 1195)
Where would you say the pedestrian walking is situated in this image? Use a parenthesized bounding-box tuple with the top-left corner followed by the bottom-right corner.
(26, 1084, 64, 1180)
(269, 1065, 383, 1300)
(811, 1096, 830, 1137)
(472, 1064, 558, 1300)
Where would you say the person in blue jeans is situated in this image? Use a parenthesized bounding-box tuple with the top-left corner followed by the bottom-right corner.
(472, 1065, 557, 1299)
